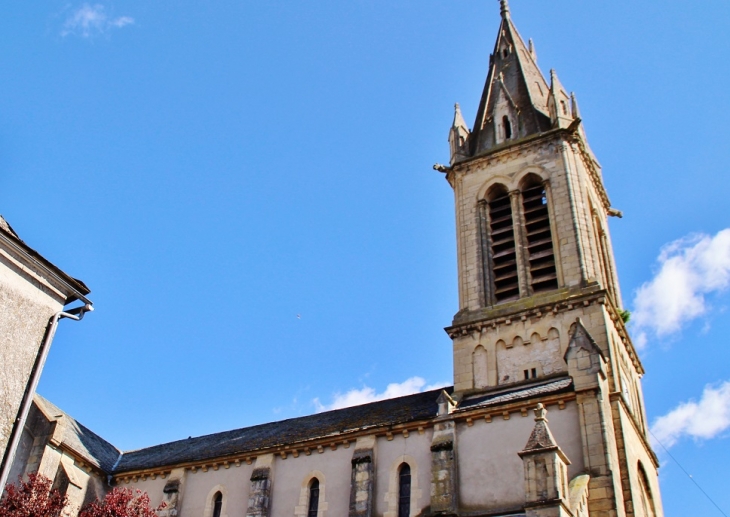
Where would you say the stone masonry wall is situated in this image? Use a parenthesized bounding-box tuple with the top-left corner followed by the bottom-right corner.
(450, 135, 585, 313)
(0, 264, 62, 469)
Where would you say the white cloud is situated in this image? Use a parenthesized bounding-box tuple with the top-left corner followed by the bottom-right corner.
(61, 4, 135, 38)
(632, 229, 730, 346)
(651, 381, 730, 449)
(313, 377, 448, 412)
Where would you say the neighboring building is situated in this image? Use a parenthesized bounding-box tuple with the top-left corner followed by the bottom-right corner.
(9, 3, 664, 517)
(0, 215, 92, 491)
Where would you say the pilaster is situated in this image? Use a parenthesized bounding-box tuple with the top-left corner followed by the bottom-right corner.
(429, 417, 457, 516)
(349, 436, 376, 517)
(510, 189, 531, 298)
(246, 454, 274, 517)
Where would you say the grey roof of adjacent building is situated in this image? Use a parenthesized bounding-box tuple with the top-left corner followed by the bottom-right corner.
(37, 376, 574, 475)
(0, 215, 90, 300)
(34, 395, 121, 473)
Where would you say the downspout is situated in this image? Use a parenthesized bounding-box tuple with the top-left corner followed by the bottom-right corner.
(0, 303, 93, 493)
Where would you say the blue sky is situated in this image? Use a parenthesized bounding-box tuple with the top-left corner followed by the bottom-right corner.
(2, 1, 729, 515)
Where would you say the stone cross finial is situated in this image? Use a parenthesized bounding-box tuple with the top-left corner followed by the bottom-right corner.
(499, 0, 510, 20)
(534, 403, 548, 422)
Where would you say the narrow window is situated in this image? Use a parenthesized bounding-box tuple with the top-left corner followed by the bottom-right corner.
(523, 370, 529, 380)
(560, 100, 568, 115)
(398, 464, 411, 517)
(637, 463, 656, 517)
(521, 178, 558, 293)
(212, 492, 223, 517)
(308, 479, 320, 517)
(531, 368, 537, 379)
(487, 186, 519, 302)
(489, 185, 520, 303)
(502, 116, 512, 139)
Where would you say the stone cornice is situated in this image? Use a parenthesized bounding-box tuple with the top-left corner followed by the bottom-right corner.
(446, 130, 564, 188)
(446, 288, 644, 376)
(445, 125, 612, 213)
(445, 288, 605, 337)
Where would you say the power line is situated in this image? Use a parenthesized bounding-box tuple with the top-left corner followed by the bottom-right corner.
(649, 429, 728, 517)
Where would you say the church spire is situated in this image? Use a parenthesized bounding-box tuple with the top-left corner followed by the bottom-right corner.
(465, 2, 552, 158)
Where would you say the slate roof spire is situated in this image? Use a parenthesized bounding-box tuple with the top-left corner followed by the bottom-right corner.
(463, 2, 553, 158)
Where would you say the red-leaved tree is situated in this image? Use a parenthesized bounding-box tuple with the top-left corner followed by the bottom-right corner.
(0, 473, 67, 517)
(79, 488, 165, 517)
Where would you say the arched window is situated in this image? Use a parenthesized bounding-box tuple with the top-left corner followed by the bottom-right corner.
(502, 115, 512, 139)
(212, 492, 223, 517)
(307, 478, 320, 517)
(487, 185, 519, 302)
(473, 345, 489, 388)
(637, 463, 656, 517)
(521, 177, 558, 293)
(398, 464, 411, 517)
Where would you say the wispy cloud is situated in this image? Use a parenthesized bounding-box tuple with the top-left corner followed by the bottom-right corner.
(61, 4, 134, 38)
(632, 229, 730, 348)
(651, 381, 730, 449)
(313, 377, 448, 412)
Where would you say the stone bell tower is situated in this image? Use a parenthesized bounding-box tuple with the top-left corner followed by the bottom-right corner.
(437, 1, 663, 515)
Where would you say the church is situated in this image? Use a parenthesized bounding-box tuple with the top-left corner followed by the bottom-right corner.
(3, 2, 664, 516)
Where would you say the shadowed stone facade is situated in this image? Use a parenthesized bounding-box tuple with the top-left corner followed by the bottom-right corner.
(8, 3, 664, 517)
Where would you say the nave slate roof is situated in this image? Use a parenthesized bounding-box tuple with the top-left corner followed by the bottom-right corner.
(37, 375, 574, 475)
(114, 387, 450, 473)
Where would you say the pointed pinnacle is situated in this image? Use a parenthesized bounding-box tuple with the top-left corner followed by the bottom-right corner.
(528, 38, 537, 62)
(571, 92, 581, 119)
(534, 403, 548, 422)
(500, 0, 510, 20)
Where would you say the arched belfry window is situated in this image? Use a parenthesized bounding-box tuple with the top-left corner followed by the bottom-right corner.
(486, 185, 519, 302)
(398, 463, 411, 517)
(307, 478, 320, 517)
(212, 492, 223, 517)
(502, 115, 512, 139)
(521, 177, 558, 293)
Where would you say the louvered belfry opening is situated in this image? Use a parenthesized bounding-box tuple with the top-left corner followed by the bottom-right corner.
(487, 185, 519, 302)
(521, 178, 558, 293)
